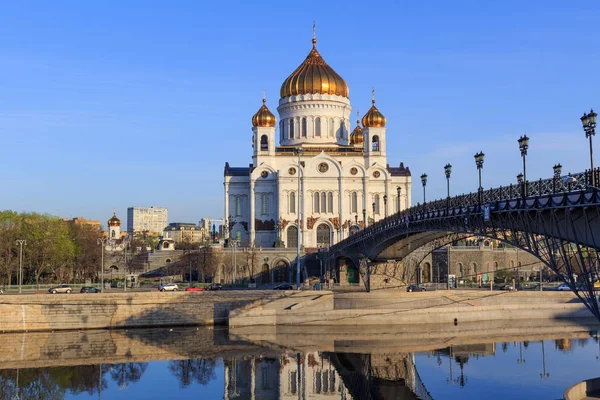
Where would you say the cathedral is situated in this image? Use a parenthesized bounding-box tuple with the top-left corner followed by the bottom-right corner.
(224, 35, 412, 249)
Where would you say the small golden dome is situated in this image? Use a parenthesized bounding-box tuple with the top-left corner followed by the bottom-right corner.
(280, 39, 349, 99)
(252, 99, 276, 127)
(362, 99, 386, 128)
(350, 120, 364, 145)
(108, 213, 120, 227)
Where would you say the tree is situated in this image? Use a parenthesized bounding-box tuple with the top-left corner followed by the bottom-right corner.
(168, 358, 217, 388)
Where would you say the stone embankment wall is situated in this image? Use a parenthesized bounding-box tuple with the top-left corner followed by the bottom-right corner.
(0, 291, 285, 333)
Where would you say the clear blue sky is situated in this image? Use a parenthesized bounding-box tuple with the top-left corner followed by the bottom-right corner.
(1, 1, 598, 226)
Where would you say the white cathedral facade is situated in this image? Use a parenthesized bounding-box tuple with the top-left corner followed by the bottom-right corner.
(224, 36, 412, 249)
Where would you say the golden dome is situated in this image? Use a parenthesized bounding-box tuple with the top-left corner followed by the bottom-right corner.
(252, 99, 276, 127)
(280, 38, 349, 99)
(362, 99, 386, 128)
(349, 120, 363, 145)
(108, 213, 121, 227)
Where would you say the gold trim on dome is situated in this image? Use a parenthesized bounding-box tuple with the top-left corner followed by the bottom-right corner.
(252, 99, 276, 127)
(362, 99, 386, 128)
(280, 38, 349, 99)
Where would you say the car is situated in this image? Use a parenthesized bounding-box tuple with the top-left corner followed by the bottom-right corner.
(80, 286, 99, 293)
(406, 285, 426, 292)
(48, 285, 72, 294)
(158, 283, 179, 292)
(205, 283, 222, 291)
(556, 283, 571, 291)
(185, 286, 204, 292)
(274, 284, 294, 290)
(500, 284, 515, 291)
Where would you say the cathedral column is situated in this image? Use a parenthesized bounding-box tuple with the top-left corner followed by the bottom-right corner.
(301, 174, 307, 248)
(250, 180, 255, 246)
(224, 181, 230, 224)
(362, 176, 368, 227)
(338, 177, 344, 242)
(385, 179, 390, 217)
(275, 178, 280, 247)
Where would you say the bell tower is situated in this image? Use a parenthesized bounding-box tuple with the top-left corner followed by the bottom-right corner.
(107, 211, 121, 240)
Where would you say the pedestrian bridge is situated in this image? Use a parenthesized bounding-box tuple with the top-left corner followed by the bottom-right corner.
(327, 171, 600, 321)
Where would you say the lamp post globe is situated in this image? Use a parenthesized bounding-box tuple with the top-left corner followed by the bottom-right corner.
(474, 152, 485, 203)
(581, 109, 597, 185)
(518, 135, 530, 196)
(420, 173, 428, 203)
(444, 163, 452, 198)
(553, 163, 562, 178)
(396, 186, 401, 213)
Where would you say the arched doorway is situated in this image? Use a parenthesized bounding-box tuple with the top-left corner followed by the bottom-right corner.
(273, 260, 290, 283)
(349, 225, 360, 236)
(423, 262, 431, 282)
(287, 226, 298, 248)
(316, 224, 331, 247)
(261, 263, 270, 283)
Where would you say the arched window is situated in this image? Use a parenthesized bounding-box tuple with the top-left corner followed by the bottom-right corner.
(328, 192, 333, 213)
(261, 194, 268, 215)
(315, 117, 321, 137)
(314, 192, 320, 213)
(260, 135, 268, 151)
(289, 118, 295, 139)
(372, 135, 380, 151)
(287, 226, 298, 248)
(374, 194, 380, 215)
(301, 118, 307, 138)
(329, 118, 334, 137)
(111, 230, 116, 238)
(316, 224, 331, 247)
(351, 192, 358, 214)
(340, 120, 345, 139)
(320, 193, 327, 213)
(290, 192, 296, 214)
(235, 197, 242, 217)
(280, 121, 284, 142)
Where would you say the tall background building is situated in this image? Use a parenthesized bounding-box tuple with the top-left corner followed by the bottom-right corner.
(127, 206, 168, 235)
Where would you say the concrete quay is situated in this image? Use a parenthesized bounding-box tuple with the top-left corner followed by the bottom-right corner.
(229, 290, 593, 327)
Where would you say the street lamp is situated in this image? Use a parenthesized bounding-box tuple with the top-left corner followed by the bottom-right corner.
(474, 151, 485, 203)
(517, 173, 524, 197)
(444, 164, 452, 198)
(362, 208, 367, 228)
(396, 186, 401, 213)
(553, 163, 562, 177)
(97, 238, 107, 293)
(16, 240, 26, 294)
(581, 109, 598, 185)
(518, 135, 530, 196)
(294, 147, 304, 288)
(355, 214, 358, 227)
(372, 201, 376, 221)
(420, 173, 428, 203)
(383, 194, 388, 218)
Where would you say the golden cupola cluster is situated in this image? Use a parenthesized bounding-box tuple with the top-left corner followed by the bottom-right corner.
(280, 38, 349, 99)
(349, 120, 364, 145)
(362, 99, 386, 128)
(252, 99, 276, 127)
(107, 213, 121, 227)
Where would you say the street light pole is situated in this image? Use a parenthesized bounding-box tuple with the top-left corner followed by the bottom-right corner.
(474, 151, 485, 203)
(581, 109, 597, 186)
(383, 195, 387, 218)
(518, 135, 530, 196)
(97, 238, 107, 293)
(444, 164, 452, 198)
(396, 186, 401, 213)
(16, 240, 26, 294)
(420, 173, 427, 203)
(363, 208, 367, 228)
(295, 147, 304, 288)
(517, 173, 524, 197)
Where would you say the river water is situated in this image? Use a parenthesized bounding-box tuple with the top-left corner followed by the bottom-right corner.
(1, 321, 600, 399)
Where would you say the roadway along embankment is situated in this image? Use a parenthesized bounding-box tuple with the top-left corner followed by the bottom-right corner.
(229, 290, 594, 327)
(0, 290, 287, 333)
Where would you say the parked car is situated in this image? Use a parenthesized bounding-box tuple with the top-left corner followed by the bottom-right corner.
(556, 283, 571, 291)
(185, 286, 204, 292)
(500, 284, 515, 291)
(80, 286, 99, 293)
(158, 283, 179, 292)
(205, 283, 222, 291)
(274, 284, 294, 290)
(406, 285, 426, 292)
(48, 285, 72, 294)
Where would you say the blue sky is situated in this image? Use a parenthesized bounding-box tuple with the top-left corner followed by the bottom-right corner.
(1, 1, 599, 226)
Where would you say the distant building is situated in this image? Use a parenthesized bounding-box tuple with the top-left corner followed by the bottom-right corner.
(127, 206, 168, 235)
(62, 217, 101, 230)
(199, 218, 211, 231)
(163, 222, 207, 243)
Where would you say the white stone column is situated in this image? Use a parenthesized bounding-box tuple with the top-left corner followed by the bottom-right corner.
(338, 178, 344, 242)
(362, 176, 368, 227)
(301, 173, 307, 248)
(224, 180, 230, 221)
(250, 180, 255, 246)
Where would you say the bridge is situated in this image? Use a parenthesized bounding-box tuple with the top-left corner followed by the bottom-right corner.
(326, 170, 600, 321)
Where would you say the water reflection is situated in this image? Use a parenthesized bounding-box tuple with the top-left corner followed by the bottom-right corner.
(1, 321, 600, 399)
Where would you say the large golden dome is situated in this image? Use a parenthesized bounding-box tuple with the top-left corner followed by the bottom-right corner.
(108, 212, 121, 227)
(252, 99, 276, 127)
(362, 99, 386, 128)
(280, 39, 349, 99)
(349, 120, 364, 145)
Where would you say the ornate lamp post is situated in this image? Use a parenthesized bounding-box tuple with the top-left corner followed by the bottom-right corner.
(355, 214, 358, 228)
(581, 109, 597, 185)
(396, 186, 401, 213)
(420, 173, 428, 203)
(444, 164, 452, 198)
(553, 163, 562, 177)
(518, 135, 530, 196)
(517, 173, 524, 197)
(362, 208, 367, 228)
(383, 194, 388, 218)
(372, 202, 376, 222)
(474, 151, 485, 203)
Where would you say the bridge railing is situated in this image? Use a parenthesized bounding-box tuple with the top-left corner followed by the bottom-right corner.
(330, 170, 596, 255)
